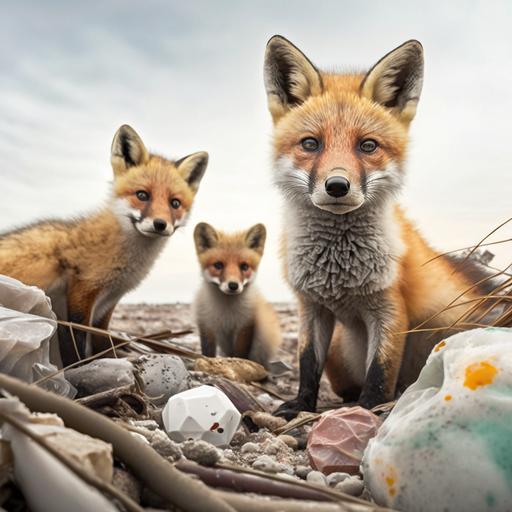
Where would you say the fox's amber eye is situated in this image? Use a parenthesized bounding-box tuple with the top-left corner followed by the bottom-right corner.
(240, 262, 249, 272)
(301, 137, 320, 152)
(213, 261, 224, 270)
(359, 139, 378, 153)
(136, 190, 150, 201)
(170, 198, 181, 209)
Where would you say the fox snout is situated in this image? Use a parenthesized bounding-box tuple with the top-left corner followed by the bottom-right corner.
(325, 176, 350, 198)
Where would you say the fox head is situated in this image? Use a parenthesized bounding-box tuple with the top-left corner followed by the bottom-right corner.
(264, 36, 424, 214)
(110, 125, 208, 237)
(193, 222, 266, 295)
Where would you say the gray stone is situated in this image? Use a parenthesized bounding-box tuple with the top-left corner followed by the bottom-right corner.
(65, 359, 134, 396)
(181, 439, 222, 466)
(149, 428, 182, 461)
(307, 470, 327, 486)
(241, 442, 260, 454)
(335, 476, 364, 496)
(252, 455, 282, 473)
(295, 465, 311, 479)
(134, 354, 191, 406)
(327, 472, 351, 487)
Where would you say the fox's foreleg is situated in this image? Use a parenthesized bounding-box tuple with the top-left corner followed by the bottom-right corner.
(199, 327, 217, 358)
(58, 282, 99, 366)
(275, 298, 335, 419)
(359, 287, 408, 409)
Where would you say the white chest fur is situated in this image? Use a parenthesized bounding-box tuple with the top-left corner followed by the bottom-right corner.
(285, 200, 404, 307)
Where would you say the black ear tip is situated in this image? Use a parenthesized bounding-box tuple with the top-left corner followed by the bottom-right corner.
(266, 34, 290, 48)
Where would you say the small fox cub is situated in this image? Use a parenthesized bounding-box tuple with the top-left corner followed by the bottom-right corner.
(264, 36, 494, 418)
(0, 125, 208, 365)
(192, 222, 282, 368)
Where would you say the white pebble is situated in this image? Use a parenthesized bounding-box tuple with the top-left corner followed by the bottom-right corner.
(335, 476, 364, 496)
(241, 442, 260, 454)
(252, 455, 282, 473)
(307, 470, 327, 486)
(327, 472, 351, 487)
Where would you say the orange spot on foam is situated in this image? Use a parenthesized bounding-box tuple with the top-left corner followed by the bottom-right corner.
(464, 361, 498, 390)
(389, 487, 396, 497)
(444, 394, 452, 401)
(385, 467, 398, 496)
(434, 340, 446, 352)
(386, 477, 395, 487)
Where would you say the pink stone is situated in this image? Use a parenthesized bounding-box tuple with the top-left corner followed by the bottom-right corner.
(307, 406, 382, 475)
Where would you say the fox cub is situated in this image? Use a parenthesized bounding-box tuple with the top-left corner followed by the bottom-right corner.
(0, 125, 208, 365)
(264, 36, 493, 418)
(192, 222, 282, 368)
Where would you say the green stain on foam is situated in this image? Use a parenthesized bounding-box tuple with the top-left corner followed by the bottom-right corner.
(470, 418, 512, 486)
(485, 493, 496, 507)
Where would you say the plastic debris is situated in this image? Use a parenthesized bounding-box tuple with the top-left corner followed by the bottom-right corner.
(0, 275, 74, 397)
(307, 406, 381, 475)
(0, 396, 116, 512)
(363, 327, 512, 512)
(162, 385, 241, 447)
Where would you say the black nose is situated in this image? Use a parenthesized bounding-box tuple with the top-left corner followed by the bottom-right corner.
(153, 219, 167, 232)
(228, 282, 239, 291)
(325, 176, 350, 198)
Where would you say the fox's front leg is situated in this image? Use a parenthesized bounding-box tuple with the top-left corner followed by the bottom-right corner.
(275, 298, 335, 419)
(58, 282, 99, 366)
(199, 327, 217, 357)
(359, 289, 408, 409)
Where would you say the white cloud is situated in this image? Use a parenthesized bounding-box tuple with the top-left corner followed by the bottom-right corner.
(0, 0, 510, 303)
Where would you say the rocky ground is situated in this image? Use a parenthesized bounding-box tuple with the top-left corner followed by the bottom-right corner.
(111, 303, 344, 410)
(106, 303, 368, 500)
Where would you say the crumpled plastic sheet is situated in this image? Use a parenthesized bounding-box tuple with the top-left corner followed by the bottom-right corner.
(0, 275, 74, 397)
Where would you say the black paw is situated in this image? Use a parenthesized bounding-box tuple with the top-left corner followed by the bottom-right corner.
(274, 398, 313, 420)
(358, 392, 385, 410)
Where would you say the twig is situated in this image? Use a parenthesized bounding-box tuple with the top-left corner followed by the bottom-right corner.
(0, 374, 234, 512)
(0, 410, 144, 512)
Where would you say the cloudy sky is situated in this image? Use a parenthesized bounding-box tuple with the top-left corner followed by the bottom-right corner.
(0, 0, 510, 303)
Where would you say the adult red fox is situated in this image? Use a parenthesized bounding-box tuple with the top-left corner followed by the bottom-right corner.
(264, 36, 493, 418)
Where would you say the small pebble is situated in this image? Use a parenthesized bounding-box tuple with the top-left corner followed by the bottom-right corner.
(327, 472, 351, 487)
(277, 434, 298, 450)
(241, 442, 260, 454)
(252, 455, 282, 473)
(295, 465, 311, 479)
(181, 440, 222, 466)
(222, 449, 235, 460)
(230, 430, 247, 447)
(280, 463, 295, 476)
(335, 476, 364, 496)
(262, 438, 287, 455)
(257, 393, 274, 408)
(150, 429, 182, 461)
(307, 470, 327, 486)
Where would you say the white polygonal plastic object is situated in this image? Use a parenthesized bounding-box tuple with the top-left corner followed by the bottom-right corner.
(363, 327, 512, 512)
(162, 385, 241, 447)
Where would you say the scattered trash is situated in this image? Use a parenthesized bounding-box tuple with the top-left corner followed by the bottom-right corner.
(0, 276, 74, 396)
(307, 406, 381, 475)
(0, 396, 118, 512)
(194, 356, 268, 382)
(162, 385, 241, 446)
(363, 327, 512, 512)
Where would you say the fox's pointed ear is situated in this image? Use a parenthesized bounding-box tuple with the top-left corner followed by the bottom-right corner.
(264, 35, 323, 122)
(111, 125, 149, 176)
(176, 151, 208, 193)
(245, 223, 266, 255)
(194, 223, 218, 253)
(361, 40, 424, 124)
